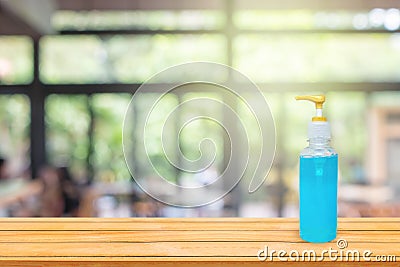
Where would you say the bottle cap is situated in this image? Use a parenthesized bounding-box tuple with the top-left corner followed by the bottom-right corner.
(307, 121, 331, 139)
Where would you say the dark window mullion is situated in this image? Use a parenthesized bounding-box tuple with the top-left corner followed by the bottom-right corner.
(87, 94, 95, 184)
(30, 39, 46, 178)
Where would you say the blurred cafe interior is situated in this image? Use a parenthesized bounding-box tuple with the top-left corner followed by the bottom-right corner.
(1, 0, 400, 217)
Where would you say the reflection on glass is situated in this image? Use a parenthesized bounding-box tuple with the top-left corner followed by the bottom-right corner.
(234, 34, 400, 82)
(46, 94, 134, 183)
(107, 34, 226, 83)
(132, 93, 179, 183)
(92, 94, 132, 181)
(40, 36, 107, 84)
(0, 36, 33, 85)
(0, 95, 30, 177)
(45, 95, 90, 182)
(179, 92, 224, 184)
(40, 34, 226, 84)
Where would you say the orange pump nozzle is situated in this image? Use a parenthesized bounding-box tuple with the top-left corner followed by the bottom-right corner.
(295, 95, 327, 122)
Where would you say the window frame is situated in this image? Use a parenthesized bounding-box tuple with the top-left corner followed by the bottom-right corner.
(1, 0, 400, 215)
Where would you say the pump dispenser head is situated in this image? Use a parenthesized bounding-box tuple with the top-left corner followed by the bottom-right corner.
(295, 95, 327, 122)
(295, 95, 331, 139)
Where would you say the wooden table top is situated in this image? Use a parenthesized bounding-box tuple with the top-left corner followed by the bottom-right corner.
(0, 218, 399, 266)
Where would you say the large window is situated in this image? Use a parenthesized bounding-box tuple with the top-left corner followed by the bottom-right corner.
(1, 2, 400, 217)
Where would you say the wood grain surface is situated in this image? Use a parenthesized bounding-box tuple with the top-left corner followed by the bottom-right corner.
(0, 218, 398, 266)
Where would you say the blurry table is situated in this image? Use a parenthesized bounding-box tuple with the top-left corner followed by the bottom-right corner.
(77, 182, 136, 217)
(0, 179, 42, 210)
(339, 184, 394, 203)
(0, 218, 399, 266)
(339, 184, 400, 217)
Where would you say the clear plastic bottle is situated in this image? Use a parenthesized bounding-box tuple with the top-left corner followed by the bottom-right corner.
(296, 95, 338, 243)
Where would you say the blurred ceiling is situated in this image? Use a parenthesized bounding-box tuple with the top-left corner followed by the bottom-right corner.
(1, 0, 400, 39)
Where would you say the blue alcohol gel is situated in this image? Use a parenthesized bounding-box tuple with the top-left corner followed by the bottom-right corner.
(299, 154, 338, 243)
